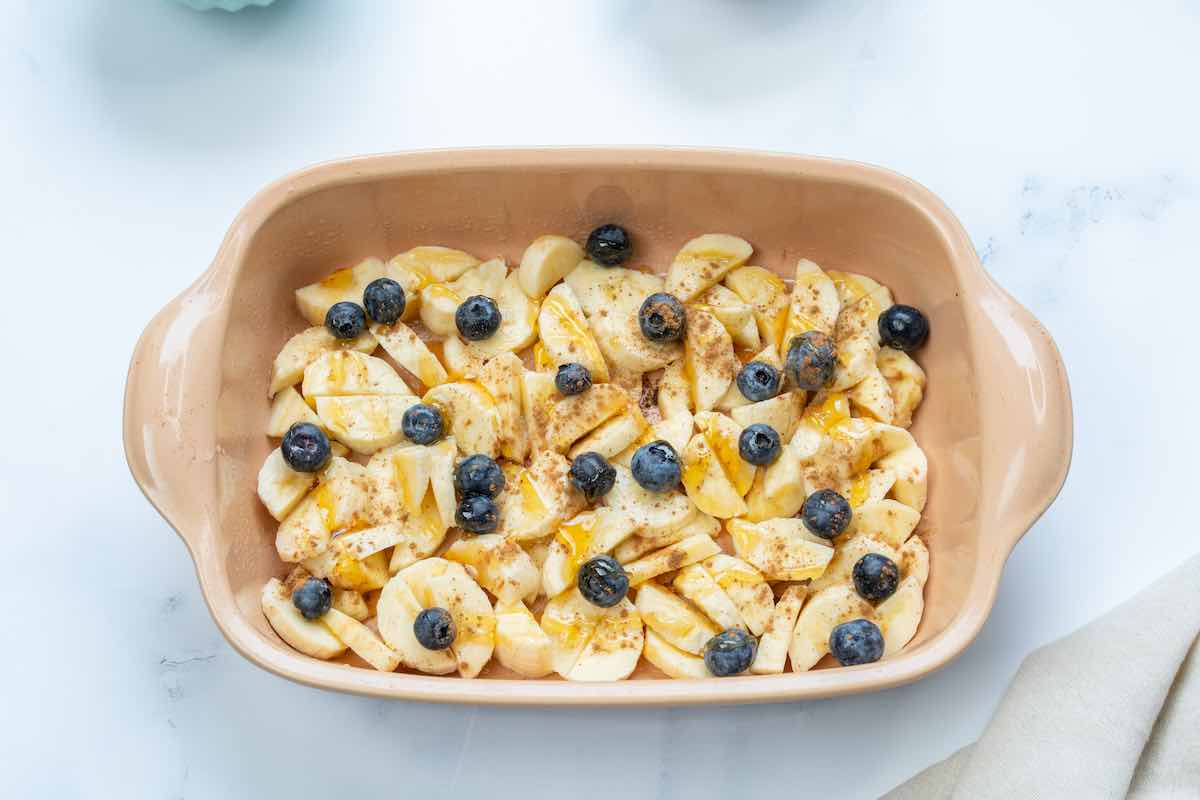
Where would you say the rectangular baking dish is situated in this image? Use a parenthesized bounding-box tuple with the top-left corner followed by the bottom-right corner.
(123, 148, 1072, 705)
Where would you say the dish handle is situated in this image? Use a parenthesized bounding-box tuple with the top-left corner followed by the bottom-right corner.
(123, 269, 230, 555)
(975, 287, 1074, 549)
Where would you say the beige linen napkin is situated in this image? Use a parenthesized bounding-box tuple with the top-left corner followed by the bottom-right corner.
(886, 555, 1200, 799)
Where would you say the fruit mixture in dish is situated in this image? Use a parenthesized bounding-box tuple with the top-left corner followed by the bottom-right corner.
(256, 227, 931, 680)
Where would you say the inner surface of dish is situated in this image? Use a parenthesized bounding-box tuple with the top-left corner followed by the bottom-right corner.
(253, 226, 933, 681)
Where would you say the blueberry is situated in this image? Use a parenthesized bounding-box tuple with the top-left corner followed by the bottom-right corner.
(555, 363, 593, 396)
(362, 277, 406, 325)
(401, 403, 444, 445)
(736, 361, 781, 402)
(280, 422, 331, 473)
(577, 555, 629, 608)
(291, 577, 332, 620)
(455, 454, 505, 498)
(800, 489, 852, 539)
(638, 293, 686, 343)
(569, 452, 617, 502)
(829, 618, 884, 666)
(630, 440, 681, 492)
(413, 607, 456, 650)
(738, 423, 781, 466)
(878, 304, 929, 351)
(585, 224, 633, 267)
(455, 295, 502, 341)
(703, 628, 757, 677)
(324, 301, 367, 340)
(852, 553, 900, 601)
(785, 331, 837, 391)
(456, 494, 498, 534)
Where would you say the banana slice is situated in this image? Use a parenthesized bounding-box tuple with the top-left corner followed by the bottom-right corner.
(695, 411, 755, 496)
(387, 492, 450, 573)
(387, 246, 481, 321)
(788, 584, 874, 672)
(302, 350, 413, 398)
(569, 408, 649, 460)
(542, 507, 638, 597)
(684, 308, 739, 412)
(750, 584, 806, 674)
(269, 327, 377, 397)
(671, 565, 744, 632)
(315, 395, 419, 455)
(613, 410, 694, 468)
(275, 457, 372, 562)
(623, 534, 722, 587)
(302, 539, 390, 593)
(614, 512, 720, 562)
(603, 464, 697, 538)
(494, 600, 554, 677)
(850, 499, 920, 549)
(331, 587, 369, 621)
(320, 607, 400, 672)
(426, 437, 459, 530)
(477, 352, 529, 463)
(680, 431, 747, 519)
(827, 271, 893, 391)
(423, 382, 501, 458)
(694, 283, 760, 350)
(724, 265, 790, 348)
(716, 341, 783, 412)
(780, 259, 840, 349)
(878, 347, 926, 429)
(370, 321, 448, 389)
(419, 258, 507, 337)
(644, 629, 709, 679)
(741, 441, 804, 523)
(665, 234, 753, 302)
(257, 447, 318, 521)
(540, 588, 644, 681)
(581, 267, 683, 373)
(840, 468, 897, 509)
(518, 235, 585, 299)
(366, 443, 431, 517)
(847, 363, 895, 424)
(730, 390, 805, 441)
(383, 559, 496, 678)
(727, 518, 833, 581)
(635, 581, 720, 655)
(458, 272, 540, 360)
(657, 359, 692, 418)
(900, 534, 930, 585)
(876, 537, 928, 657)
(497, 451, 585, 541)
(521, 370, 558, 453)
(334, 523, 405, 560)
(544, 383, 629, 453)
(444, 534, 541, 605)
(439, 336, 489, 381)
(808, 534, 902, 595)
(267, 386, 326, 437)
(261, 578, 347, 659)
(294, 257, 386, 327)
(699, 554, 775, 636)
(872, 424, 929, 512)
(537, 283, 610, 382)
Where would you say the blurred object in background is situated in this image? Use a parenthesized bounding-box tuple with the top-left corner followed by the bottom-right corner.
(177, 0, 276, 11)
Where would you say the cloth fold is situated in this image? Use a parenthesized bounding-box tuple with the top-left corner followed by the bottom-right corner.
(886, 555, 1200, 799)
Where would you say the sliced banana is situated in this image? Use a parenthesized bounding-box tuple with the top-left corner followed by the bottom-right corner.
(477, 352, 529, 463)
(497, 451, 585, 541)
(623, 534, 722, 587)
(695, 411, 755, 496)
(387, 492, 450, 573)
(808, 534, 902, 595)
(520, 370, 558, 453)
(419, 258, 507, 338)
(269, 327, 377, 397)
(261, 578, 347, 659)
(850, 499, 920, 549)
(320, 607, 400, 672)
(580, 267, 682, 373)
(635, 581, 720, 655)
(294, 257, 385, 327)
(457, 272, 540, 360)
(872, 424, 929, 512)
(788, 584, 874, 672)
(780, 258, 840, 349)
(257, 447, 317, 521)
(644, 629, 710, 679)
(315, 394, 419, 455)
(750, 584, 806, 675)
(543, 383, 629, 453)
(494, 600, 554, 677)
(694, 283, 760, 350)
(267, 386, 326, 437)
(426, 437, 459, 530)
(724, 265, 790, 348)
(366, 443, 431, 517)
(680, 430, 747, 519)
(657, 359, 692, 418)
(671, 565, 744, 632)
(444, 533, 541, 605)
(376, 572, 457, 675)
(700, 554, 775, 636)
(275, 457, 372, 562)
(542, 507, 638, 597)
(665, 234, 753, 302)
(518, 235, 585, 299)
(730, 390, 805, 441)
(614, 512, 720, 562)
(439, 336, 488, 381)
(878, 347, 926, 428)
(387, 246, 481, 317)
(847, 362, 895, 424)
(331, 587, 369, 621)
(840, 468, 896, 509)
(302, 539, 390, 593)
(302, 350, 413, 398)
(370, 321, 448, 389)
(423, 382, 501, 458)
(827, 271, 893, 391)
(727, 518, 833, 581)
(684, 308, 739, 412)
(537, 282, 610, 382)
(603, 465, 697, 538)
(569, 408, 649, 460)
(540, 588, 643, 681)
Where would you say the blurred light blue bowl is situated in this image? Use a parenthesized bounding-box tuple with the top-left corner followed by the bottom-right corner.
(177, 0, 276, 11)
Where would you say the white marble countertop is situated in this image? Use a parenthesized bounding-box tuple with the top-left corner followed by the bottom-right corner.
(3, 1, 1196, 797)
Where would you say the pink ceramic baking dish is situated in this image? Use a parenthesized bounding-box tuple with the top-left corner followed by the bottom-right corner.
(123, 148, 1072, 705)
